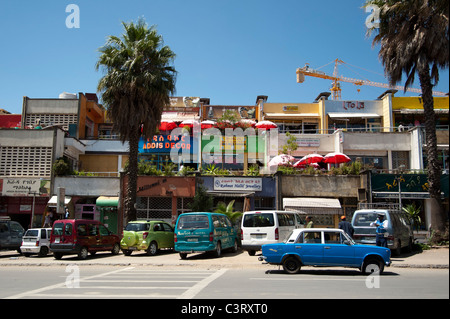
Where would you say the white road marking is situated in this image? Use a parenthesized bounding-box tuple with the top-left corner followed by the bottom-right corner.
(177, 268, 228, 299)
(4, 267, 135, 299)
(5, 267, 227, 299)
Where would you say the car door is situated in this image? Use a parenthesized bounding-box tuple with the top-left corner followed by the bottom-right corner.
(161, 223, 174, 248)
(99, 224, 114, 250)
(322, 231, 356, 266)
(10, 222, 24, 248)
(296, 230, 323, 265)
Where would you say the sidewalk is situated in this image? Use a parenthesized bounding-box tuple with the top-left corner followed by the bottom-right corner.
(0, 247, 448, 269)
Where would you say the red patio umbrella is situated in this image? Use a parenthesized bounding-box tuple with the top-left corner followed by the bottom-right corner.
(159, 120, 177, 131)
(297, 153, 324, 165)
(268, 154, 295, 168)
(255, 120, 278, 130)
(323, 152, 351, 165)
(201, 120, 215, 129)
(238, 119, 257, 128)
(179, 119, 199, 128)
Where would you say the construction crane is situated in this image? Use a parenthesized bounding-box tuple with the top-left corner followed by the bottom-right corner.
(296, 58, 448, 100)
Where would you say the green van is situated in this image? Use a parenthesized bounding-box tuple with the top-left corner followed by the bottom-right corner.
(175, 212, 238, 259)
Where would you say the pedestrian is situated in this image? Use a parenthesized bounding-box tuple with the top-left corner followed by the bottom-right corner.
(305, 216, 313, 228)
(370, 213, 389, 247)
(338, 215, 354, 238)
(43, 211, 53, 227)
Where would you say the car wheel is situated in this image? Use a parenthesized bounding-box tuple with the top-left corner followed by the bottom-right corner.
(111, 243, 120, 255)
(147, 241, 158, 256)
(179, 253, 188, 260)
(248, 250, 256, 256)
(213, 242, 222, 258)
(282, 257, 302, 274)
(54, 253, 63, 260)
(38, 246, 49, 257)
(123, 249, 132, 256)
(78, 247, 89, 260)
(362, 258, 384, 275)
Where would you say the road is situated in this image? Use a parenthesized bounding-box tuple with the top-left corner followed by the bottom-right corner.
(1, 265, 448, 300)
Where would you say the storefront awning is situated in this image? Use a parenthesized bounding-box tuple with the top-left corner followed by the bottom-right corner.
(264, 113, 319, 119)
(283, 197, 342, 215)
(47, 196, 72, 207)
(328, 112, 381, 119)
(96, 196, 119, 207)
(207, 191, 255, 198)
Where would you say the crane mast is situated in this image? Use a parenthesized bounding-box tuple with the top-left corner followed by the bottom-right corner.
(296, 58, 447, 100)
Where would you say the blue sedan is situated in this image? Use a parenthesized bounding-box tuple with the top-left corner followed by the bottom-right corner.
(259, 228, 391, 274)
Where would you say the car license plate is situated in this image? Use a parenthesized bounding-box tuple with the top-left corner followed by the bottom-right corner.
(187, 238, 198, 242)
(55, 238, 60, 243)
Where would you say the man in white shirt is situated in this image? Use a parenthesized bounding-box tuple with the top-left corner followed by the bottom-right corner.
(370, 213, 389, 247)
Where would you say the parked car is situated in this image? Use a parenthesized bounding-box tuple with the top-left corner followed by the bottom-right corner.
(259, 228, 391, 275)
(241, 210, 304, 256)
(20, 228, 52, 257)
(121, 220, 174, 256)
(0, 217, 25, 253)
(50, 219, 121, 260)
(351, 208, 414, 255)
(175, 212, 238, 259)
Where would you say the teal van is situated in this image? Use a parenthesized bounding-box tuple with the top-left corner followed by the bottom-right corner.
(175, 212, 238, 259)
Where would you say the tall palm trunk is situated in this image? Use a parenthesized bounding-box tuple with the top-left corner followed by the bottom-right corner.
(125, 124, 140, 223)
(417, 62, 445, 233)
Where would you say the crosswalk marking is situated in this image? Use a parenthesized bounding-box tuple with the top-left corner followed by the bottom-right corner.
(5, 267, 227, 299)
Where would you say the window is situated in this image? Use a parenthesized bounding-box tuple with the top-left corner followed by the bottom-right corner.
(243, 213, 274, 227)
(125, 223, 150, 232)
(278, 213, 295, 226)
(88, 224, 97, 236)
(77, 224, 87, 236)
(162, 223, 173, 232)
(99, 225, 110, 236)
(177, 215, 209, 230)
(324, 231, 344, 244)
(53, 223, 64, 236)
(64, 223, 72, 236)
(299, 231, 322, 244)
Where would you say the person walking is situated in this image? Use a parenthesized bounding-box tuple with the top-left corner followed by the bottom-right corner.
(305, 216, 313, 228)
(338, 215, 354, 238)
(370, 213, 389, 247)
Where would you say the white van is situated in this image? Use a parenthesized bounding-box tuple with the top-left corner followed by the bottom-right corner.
(241, 210, 304, 256)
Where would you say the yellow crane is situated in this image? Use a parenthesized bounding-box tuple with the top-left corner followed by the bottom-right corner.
(296, 58, 448, 100)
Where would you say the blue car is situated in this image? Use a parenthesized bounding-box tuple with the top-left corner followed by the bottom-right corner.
(175, 212, 238, 259)
(259, 228, 391, 274)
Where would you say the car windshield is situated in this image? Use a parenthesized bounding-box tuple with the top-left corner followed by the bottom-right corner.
(243, 213, 275, 227)
(353, 213, 380, 227)
(178, 215, 209, 229)
(24, 229, 39, 237)
(125, 223, 150, 232)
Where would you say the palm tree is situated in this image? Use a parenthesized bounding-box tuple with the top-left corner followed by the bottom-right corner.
(96, 19, 177, 223)
(366, 0, 449, 233)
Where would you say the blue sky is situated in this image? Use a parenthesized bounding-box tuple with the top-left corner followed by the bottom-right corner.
(0, 0, 448, 114)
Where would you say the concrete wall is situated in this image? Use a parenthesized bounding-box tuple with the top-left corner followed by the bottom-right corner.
(24, 98, 79, 114)
(281, 174, 363, 198)
(53, 176, 120, 197)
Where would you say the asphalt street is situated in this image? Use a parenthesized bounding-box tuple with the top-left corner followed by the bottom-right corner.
(0, 265, 448, 300)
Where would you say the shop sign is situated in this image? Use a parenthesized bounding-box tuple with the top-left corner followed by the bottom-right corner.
(297, 138, 320, 147)
(343, 101, 365, 110)
(0, 178, 41, 196)
(214, 177, 262, 192)
(139, 135, 194, 154)
(283, 105, 299, 112)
